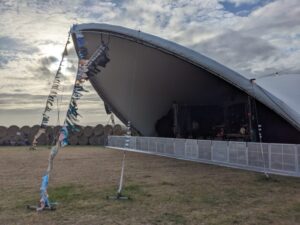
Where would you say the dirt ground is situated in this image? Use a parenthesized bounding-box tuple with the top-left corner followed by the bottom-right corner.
(0, 146, 299, 225)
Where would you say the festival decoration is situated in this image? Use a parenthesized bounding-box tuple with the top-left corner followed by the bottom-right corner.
(31, 32, 71, 149)
(30, 28, 111, 211)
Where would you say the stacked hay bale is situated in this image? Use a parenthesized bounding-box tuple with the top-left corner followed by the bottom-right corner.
(89, 124, 104, 146)
(0, 124, 126, 146)
(0, 126, 7, 145)
(68, 135, 78, 145)
(104, 124, 113, 136)
(67, 125, 82, 146)
(94, 124, 104, 136)
(29, 125, 40, 144)
(7, 125, 20, 145)
(113, 124, 126, 136)
(45, 126, 54, 145)
(20, 126, 31, 145)
(76, 125, 88, 145)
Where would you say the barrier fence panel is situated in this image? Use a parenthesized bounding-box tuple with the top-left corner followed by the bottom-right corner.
(185, 139, 198, 160)
(270, 144, 297, 172)
(148, 137, 156, 152)
(229, 141, 247, 166)
(156, 138, 165, 154)
(247, 142, 269, 169)
(106, 136, 300, 177)
(212, 141, 228, 163)
(164, 138, 175, 156)
(174, 139, 186, 157)
(136, 137, 148, 151)
(198, 140, 212, 160)
(129, 136, 137, 149)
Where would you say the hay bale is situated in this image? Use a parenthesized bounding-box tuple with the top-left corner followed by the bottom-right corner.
(0, 126, 7, 138)
(83, 126, 93, 137)
(53, 125, 62, 135)
(36, 133, 47, 145)
(29, 125, 40, 136)
(7, 125, 20, 137)
(69, 135, 78, 145)
(8, 136, 17, 146)
(104, 125, 113, 136)
(78, 135, 88, 145)
(29, 125, 42, 144)
(88, 135, 97, 145)
(113, 124, 123, 135)
(45, 126, 54, 135)
(1, 136, 11, 146)
(96, 135, 106, 146)
(93, 124, 104, 136)
(20, 126, 30, 136)
(73, 126, 83, 136)
(89, 135, 106, 146)
(45, 126, 55, 145)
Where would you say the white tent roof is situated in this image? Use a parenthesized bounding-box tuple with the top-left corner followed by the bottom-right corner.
(72, 23, 300, 132)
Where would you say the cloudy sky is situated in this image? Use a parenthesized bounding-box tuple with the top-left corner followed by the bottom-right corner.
(0, 0, 299, 127)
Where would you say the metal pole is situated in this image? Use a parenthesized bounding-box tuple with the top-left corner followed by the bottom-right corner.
(117, 151, 126, 194)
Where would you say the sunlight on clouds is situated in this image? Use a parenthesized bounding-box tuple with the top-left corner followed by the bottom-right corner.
(0, 0, 299, 126)
(39, 44, 62, 68)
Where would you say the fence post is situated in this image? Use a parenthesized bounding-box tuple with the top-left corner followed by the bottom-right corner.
(147, 137, 149, 151)
(173, 140, 176, 156)
(268, 143, 272, 170)
(196, 140, 199, 159)
(211, 141, 214, 162)
(246, 142, 249, 166)
(184, 140, 187, 158)
(227, 141, 230, 163)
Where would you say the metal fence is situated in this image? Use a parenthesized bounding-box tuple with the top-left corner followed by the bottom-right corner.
(107, 136, 300, 177)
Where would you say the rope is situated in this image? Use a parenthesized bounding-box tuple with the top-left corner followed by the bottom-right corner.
(115, 30, 141, 197)
(35, 27, 111, 210)
(250, 81, 269, 178)
(31, 31, 71, 149)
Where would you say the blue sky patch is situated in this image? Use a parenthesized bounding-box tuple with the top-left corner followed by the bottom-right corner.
(220, 0, 274, 16)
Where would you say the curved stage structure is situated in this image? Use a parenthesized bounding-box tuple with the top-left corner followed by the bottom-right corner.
(71, 23, 300, 144)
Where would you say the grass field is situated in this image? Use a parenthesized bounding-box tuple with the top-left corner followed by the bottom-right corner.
(0, 146, 299, 225)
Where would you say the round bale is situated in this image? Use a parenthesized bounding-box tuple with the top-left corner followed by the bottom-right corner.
(113, 124, 123, 136)
(0, 126, 7, 138)
(7, 125, 20, 137)
(93, 124, 104, 136)
(83, 126, 93, 137)
(69, 135, 78, 145)
(78, 135, 88, 145)
(104, 124, 113, 136)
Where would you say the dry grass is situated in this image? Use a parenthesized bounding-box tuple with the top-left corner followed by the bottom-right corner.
(0, 146, 300, 225)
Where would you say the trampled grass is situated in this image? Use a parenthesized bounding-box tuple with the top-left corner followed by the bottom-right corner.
(0, 146, 299, 225)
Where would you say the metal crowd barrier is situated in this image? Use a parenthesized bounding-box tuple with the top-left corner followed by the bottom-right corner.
(106, 136, 300, 177)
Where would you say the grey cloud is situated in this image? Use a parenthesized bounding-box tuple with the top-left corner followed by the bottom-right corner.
(1, 0, 300, 125)
(0, 55, 9, 67)
(244, 0, 300, 34)
(0, 36, 39, 53)
(0, 93, 47, 101)
(26, 56, 60, 80)
(66, 64, 77, 73)
(13, 89, 23, 92)
(193, 30, 278, 74)
(40, 56, 58, 66)
(0, 36, 39, 67)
